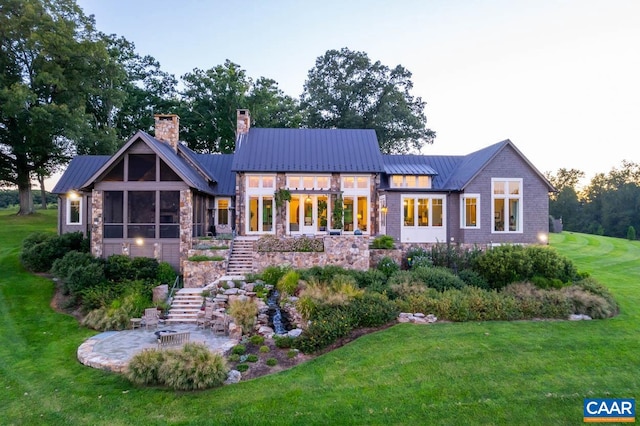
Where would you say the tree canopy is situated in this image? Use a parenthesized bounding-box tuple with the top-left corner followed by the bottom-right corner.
(0, 0, 126, 214)
(301, 47, 435, 154)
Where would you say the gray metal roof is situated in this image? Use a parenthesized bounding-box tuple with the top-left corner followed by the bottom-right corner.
(52, 155, 110, 194)
(382, 155, 438, 175)
(232, 128, 385, 172)
(440, 140, 510, 189)
(194, 154, 236, 196)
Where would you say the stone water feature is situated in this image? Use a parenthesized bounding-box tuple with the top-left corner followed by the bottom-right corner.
(266, 289, 292, 335)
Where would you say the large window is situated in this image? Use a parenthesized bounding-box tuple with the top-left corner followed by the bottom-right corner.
(217, 199, 229, 225)
(245, 175, 275, 234)
(104, 190, 180, 239)
(403, 196, 444, 228)
(391, 175, 431, 189)
(492, 179, 522, 232)
(461, 194, 480, 228)
(66, 196, 82, 225)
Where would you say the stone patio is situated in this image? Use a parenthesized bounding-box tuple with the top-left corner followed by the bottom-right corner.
(77, 323, 238, 373)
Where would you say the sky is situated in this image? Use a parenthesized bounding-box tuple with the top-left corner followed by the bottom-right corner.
(66, 0, 640, 187)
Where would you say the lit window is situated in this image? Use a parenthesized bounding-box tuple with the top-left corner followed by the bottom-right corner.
(342, 177, 355, 189)
(417, 176, 429, 188)
(356, 177, 368, 189)
(248, 176, 260, 188)
(303, 176, 314, 189)
(316, 176, 329, 189)
(67, 196, 82, 225)
(391, 175, 403, 187)
(461, 195, 480, 228)
(262, 176, 274, 188)
(492, 179, 522, 232)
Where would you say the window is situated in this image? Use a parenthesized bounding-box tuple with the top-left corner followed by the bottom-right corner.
(217, 199, 229, 225)
(461, 194, 480, 228)
(104, 191, 124, 238)
(160, 191, 180, 238)
(66, 196, 82, 225)
(492, 179, 522, 232)
(391, 175, 431, 188)
(402, 196, 444, 228)
(342, 177, 355, 189)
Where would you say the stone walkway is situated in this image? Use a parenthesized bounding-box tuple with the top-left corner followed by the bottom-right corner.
(77, 324, 237, 373)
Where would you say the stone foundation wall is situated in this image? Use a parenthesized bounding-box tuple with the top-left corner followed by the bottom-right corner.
(91, 189, 103, 258)
(254, 235, 370, 272)
(183, 259, 227, 288)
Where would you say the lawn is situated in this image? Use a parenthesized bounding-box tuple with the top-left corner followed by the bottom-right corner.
(1, 209, 638, 425)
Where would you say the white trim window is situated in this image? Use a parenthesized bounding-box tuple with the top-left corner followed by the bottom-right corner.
(390, 175, 431, 189)
(341, 176, 370, 233)
(66, 195, 82, 225)
(245, 174, 275, 234)
(492, 178, 523, 233)
(460, 194, 480, 229)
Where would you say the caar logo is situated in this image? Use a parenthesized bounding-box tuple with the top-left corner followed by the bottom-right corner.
(584, 398, 635, 423)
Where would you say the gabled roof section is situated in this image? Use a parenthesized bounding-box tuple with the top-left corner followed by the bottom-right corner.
(232, 128, 385, 172)
(441, 139, 555, 191)
(79, 131, 216, 195)
(52, 155, 110, 194)
(194, 154, 236, 196)
(382, 155, 438, 175)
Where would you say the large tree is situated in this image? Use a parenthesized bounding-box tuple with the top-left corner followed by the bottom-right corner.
(179, 60, 251, 153)
(301, 47, 435, 154)
(0, 0, 126, 214)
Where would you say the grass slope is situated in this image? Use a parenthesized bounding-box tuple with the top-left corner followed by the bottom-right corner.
(0, 211, 638, 425)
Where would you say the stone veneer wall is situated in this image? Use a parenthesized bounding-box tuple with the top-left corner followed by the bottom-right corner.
(183, 259, 227, 288)
(91, 189, 103, 258)
(179, 190, 193, 269)
(254, 235, 370, 272)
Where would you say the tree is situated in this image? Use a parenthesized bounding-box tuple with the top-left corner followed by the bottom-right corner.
(179, 60, 251, 153)
(110, 36, 179, 143)
(545, 168, 585, 200)
(301, 47, 435, 154)
(246, 77, 302, 128)
(0, 0, 126, 214)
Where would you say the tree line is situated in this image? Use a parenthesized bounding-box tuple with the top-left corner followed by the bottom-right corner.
(547, 161, 640, 240)
(0, 0, 434, 214)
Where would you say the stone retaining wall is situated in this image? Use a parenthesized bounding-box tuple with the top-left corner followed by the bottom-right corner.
(254, 235, 370, 272)
(183, 259, 227, 288)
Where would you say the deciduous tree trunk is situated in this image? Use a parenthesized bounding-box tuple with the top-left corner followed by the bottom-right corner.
(38, 174, 47, 210)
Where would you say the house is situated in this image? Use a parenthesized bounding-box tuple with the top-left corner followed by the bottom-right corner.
(53, 110, 555, 271)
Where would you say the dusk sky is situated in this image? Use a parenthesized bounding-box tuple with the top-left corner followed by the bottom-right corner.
(73, 0, 640, 187)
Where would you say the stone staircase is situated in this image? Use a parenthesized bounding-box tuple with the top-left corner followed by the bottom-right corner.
(226, 238, 256, 275)
(165, 288, 204, 324)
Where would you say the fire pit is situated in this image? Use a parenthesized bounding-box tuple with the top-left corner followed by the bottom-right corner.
(154, 330, 177, 339)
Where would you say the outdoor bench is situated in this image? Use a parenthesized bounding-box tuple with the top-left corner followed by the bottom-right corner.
(157, 331, 190, 349)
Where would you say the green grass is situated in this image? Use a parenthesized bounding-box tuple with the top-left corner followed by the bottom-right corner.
(1, 211, 639, 425)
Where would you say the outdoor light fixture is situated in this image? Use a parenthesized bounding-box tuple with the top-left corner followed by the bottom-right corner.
(305, 195, 312, 204)
(381, 206, 388, 214)
(68, 191, 79, 200)
(135, 238, 144, 246)
(538, 233, 548, 244)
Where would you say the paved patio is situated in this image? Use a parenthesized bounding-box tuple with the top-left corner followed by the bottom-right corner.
(77, 324, 238, 373)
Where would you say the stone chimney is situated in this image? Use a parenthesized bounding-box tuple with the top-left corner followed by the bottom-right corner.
(154, 114, 180, 151)
(236, 109, 250, 138)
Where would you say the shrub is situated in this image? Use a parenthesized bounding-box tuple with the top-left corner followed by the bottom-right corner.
(562, 286, 617, 319)
(52, 251, 97, 281)
(377, 256, 400, 278)
(130, 257, 159, 280)
(126, 349, 166, 386)
(277, 270, 300, 296)
(349, 293, 399, 328)
(457, 268, 490, 290)
(228, 353, 241, 362)
(228, 299, 259, 335)
(405, 246, 429, 269)
(371, 235, 394, 249)
(156, 261, 177, 284)
(261, 265, 291, 286)
(266, 358, 278, 366)
(627, 225, 637, 240)
(157, 343, 228, 390)
(249, 335, 265, 346)
(411, 266, 466, 292)
(287, 349, 298, 359)
(350, 269, 388, 293)
(236, 363, 249, 373)
(257, 235, 323, 252)
(81, 305, 131, 331)
(21, 231, 89, 272)
(274, 335, 294, 349)
(65, 262, 106, 297)
(104, 255, 134, 282)
(299, 265, 349, 283)
(428, 243, 481, 270)
(294, 305, 355, 353)
(246, 354, 259, 363)
(525, 246, 576, 283)
(472, 245, 532, 289)
(231, 344, 246, 355)
(259, 345, 270, 353)
(80, 283, 118, 311)
(187, 255, 224, 262)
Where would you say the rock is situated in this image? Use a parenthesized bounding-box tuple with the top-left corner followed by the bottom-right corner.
(425, 314, 438, 323)
(224, 288, 239, 295)
(569, 314, 592, 321)
(258, 325, 274, 336)
(224, 370, 242, 385)
(398, 316, 411, 323)
(244, 283, 254, 292)
(413, 313, 425, 318)
(287, 328, 303, 338)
